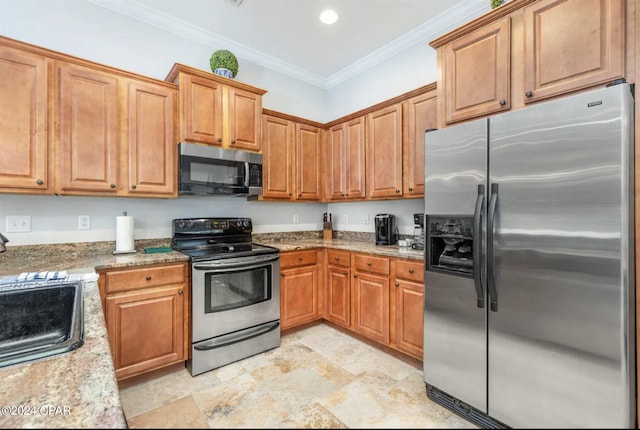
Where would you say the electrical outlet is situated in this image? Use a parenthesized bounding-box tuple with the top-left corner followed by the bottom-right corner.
(343, 214, 349, 224)
(6, 216, 31, 233)
(293, 214, 299, 224)
(78, 215, 91, 230)
(364, 214, 370, 224)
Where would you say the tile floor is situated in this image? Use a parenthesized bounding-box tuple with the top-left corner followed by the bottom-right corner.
(118, 323, 477, 428)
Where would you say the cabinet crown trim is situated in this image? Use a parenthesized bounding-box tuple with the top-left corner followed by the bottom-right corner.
(165, 62, 267, 95)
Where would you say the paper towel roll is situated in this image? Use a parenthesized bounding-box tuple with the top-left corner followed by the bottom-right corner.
(115, 215, 135, 253)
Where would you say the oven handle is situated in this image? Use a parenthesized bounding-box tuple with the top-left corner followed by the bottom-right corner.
(193, 320, 280, 351)
(193, 254, 280, 271)
(244, 162, 250, 188)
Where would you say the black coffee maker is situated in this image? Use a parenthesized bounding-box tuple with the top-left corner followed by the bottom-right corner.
(375, 214, 398, 245)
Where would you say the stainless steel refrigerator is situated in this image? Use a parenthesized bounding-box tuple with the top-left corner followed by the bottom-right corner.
(423, 82, 635, 428)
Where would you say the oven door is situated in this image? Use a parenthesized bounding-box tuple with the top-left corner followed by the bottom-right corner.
(191, 253, 280, 342)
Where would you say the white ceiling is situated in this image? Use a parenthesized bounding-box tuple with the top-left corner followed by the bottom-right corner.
(89, 0, 489, 88)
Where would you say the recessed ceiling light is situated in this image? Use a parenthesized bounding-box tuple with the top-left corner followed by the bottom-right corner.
(319, 9, 339, 25)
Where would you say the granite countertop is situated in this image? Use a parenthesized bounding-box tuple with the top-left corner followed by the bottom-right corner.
(0, 240, 189, 429)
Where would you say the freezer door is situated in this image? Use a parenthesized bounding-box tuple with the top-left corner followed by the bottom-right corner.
(423, 118, 488, 412)
(487, 84, 635, 428)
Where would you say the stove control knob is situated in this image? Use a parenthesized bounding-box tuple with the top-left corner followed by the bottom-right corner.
(243, 220, 250, 228)
(186, 221, 194, 229)
(177, 221, 185, 230)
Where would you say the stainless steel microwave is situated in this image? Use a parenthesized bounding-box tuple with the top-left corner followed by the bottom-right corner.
(178, 142, 262, 197)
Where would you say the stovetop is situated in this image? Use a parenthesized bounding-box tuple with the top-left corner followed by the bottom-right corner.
(171, 217, 279, 262)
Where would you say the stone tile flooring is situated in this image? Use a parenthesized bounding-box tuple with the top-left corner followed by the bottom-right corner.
(118, 323, 477, 428)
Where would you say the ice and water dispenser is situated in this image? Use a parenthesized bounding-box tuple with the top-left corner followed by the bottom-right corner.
(426, 215, 474, 276)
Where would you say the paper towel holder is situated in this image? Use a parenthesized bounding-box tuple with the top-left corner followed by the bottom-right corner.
(113, 211, 137, 255)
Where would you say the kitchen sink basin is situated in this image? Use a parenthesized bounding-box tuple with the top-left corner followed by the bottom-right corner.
(0, 280, 84, 368)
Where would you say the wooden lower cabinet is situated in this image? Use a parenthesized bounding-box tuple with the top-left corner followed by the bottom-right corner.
(98, 262, 189, 381)
(325, 249, 351, 328)
(351, 253, 391, 344)
(391, 259, 424, 360)
(280, 249, 321, 330)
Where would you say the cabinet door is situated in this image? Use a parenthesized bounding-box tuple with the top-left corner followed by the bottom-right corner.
(394, 278, 424, 360)
(523, 0, 624, 103)
(326, 265, 351, 328)
(57, 63, 119, 193)
(228, 87, 262, 151)
(345, 117, 366, 199)
(0, 45, 49, 192)
(443, 17, 510, 124)
(295, 123, 321, 201)
(126, 79, 177, 197)
(262, 114, 293, 199)
(182, 74, 223, 145)
(106, 284, 185, 380)
(366, 104, 403, 198)
(280, 264, 319, 330)
(328, 123, 346, 200)
(404, 90, 436, 196)
(353, 271, 390, 344)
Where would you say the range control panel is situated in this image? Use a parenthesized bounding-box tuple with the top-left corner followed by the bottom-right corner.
(172, 218, 252, 235)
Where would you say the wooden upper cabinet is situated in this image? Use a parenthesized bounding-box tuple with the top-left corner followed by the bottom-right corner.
(182, 74, 223, 145)
(262, 114, 294, 199)
(57, 62, 119, 194)
(442, 17, 511, 124)
(295, 123, 321, 201)
(166, 63, 266, 152)
(228, 87, 262, 151)
(328, 117, 366, 201)
(522, 0, 624, 103)
(366, 103, 403, 199)
(0, 45, 49, 193)
(404, 88, 437, 197)
(126, 79, 177, 197)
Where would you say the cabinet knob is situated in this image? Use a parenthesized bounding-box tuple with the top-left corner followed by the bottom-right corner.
(367, 262, 372, 266)
(298, 256, 303, 261)
(131, 184, 137, 189)
(335, 257, 340, 261)
(288, 193, 292, 197)
(110, 184, 116, 189)
(231, 140, 236, 145)
(499, 99, 506, 106)
(344, 271, 348, 275)
(525, 91, 533, 97)
(217, 138, 222, 143)
(345, 193, 349, 197)
(298, 194, 302, 198)
(178, 290, 183, 295)
(395, 282, 400, 287)
(146, 275, 152, 281)
(36, 179, 44, 185)
(354, 274, 358, 278)
(409, 269, 414, 274)
(395, 189, 401, 193)
(408, 187, 413, 192)
(281, 273, 285, 277)
(341, 193, 345, 197)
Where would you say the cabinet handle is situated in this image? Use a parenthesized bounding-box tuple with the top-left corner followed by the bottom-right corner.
(110, 184, 116, 189)
(354, 274, 358, 278)
(298, 257, 303, 261)
(288, 193, 292, 197)
(409, 269, 414, 274)
(341, 193, 345, 197)
(281, 273, 285, 277)
(131, 184, 137, 189)
(395, 189, 401, 193)
(231, 140, 236, 145)
(146, 275, 152, 281)
(395, 282, 400, 287)
(408, 187, 413, 192)
(217, 138, 222, 143)
(36, 179, 44, 185)
(525, 91, 533, 97)
(499, 99, 506, 106)
(345, 193, 349, 197)
(344, 271, 348, 275)
(178, 290, 183, 295)
(367, 262, 372, 266)
(335, 257, 340, 261)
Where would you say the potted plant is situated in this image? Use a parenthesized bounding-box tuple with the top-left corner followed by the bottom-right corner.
(490, 0, 506, 8)
(209, 49, 239, 79)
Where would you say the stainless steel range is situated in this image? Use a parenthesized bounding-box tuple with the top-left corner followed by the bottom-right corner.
(172, 217, 280, 376)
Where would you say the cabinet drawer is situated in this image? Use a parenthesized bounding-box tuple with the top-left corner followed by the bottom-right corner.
(395, 259, 424, 283)
(103, 263, 186, 294)
(280, 249, 318, 268)
(353, 253, 389, 276)
(327, 249, 350, 267)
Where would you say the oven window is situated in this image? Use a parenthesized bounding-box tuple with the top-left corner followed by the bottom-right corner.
(204, 265, 271, 313)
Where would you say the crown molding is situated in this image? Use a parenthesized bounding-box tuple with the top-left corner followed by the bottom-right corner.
(89, 0, 489, 90)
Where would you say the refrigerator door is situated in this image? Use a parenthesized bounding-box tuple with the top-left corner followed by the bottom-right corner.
(423, 118, 488, 412)
(487, 84, 635, 427)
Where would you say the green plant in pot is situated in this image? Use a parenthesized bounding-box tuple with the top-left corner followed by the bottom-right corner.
(490, 0, 505, 8)
(209, 49, 239, 79)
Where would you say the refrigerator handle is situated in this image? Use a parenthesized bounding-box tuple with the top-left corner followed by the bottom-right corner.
(487, 183, 499, 312)
(473, 184, 485, 308)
